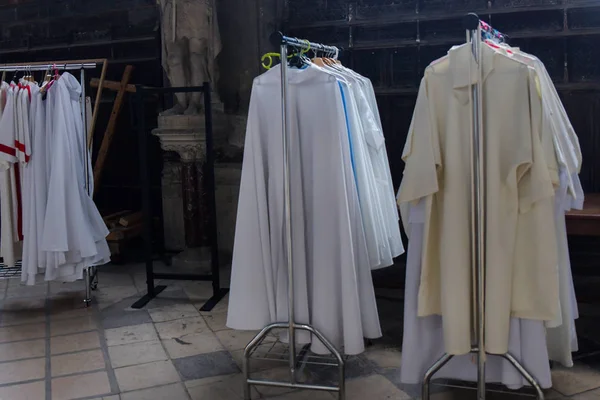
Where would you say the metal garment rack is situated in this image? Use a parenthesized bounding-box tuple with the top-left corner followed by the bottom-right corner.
(421, 13, 545, 400)
(130, 83, 229, 312)
(242, 32, 345, 400)
(0, 59, 107, 307)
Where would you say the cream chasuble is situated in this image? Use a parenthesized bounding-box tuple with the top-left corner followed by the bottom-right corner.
(397, 43, 558, 355)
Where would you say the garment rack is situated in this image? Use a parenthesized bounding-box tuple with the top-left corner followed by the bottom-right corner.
(242, 32, 345, 400)
(129, 83, 229, 312)
(0, 58, 108, 307)
(420, 13, 545, 400)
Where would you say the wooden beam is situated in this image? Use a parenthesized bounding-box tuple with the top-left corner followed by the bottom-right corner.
(93, 65, 135, 196)
(88, 59, 108, 150)
(91, 78, 136, 93)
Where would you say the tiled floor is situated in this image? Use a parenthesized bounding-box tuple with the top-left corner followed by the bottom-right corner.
(0, 263, 599, 400)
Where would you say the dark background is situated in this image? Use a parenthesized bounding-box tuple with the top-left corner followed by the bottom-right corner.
(1, 0, 599, 216)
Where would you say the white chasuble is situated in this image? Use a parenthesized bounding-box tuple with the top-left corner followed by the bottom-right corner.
(227, 64, 381, 355)
(41, 73, 109, 282)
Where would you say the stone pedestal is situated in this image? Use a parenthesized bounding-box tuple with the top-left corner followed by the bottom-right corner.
(154, 115, 212, 272)
(157, 110, 244, 263)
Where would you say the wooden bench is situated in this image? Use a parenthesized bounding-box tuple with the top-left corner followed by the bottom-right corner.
(566, 193, 600, 236)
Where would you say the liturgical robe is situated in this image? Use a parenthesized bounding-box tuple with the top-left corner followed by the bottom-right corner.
(397, 43, 559, 355)
(227, 64, 382, 355)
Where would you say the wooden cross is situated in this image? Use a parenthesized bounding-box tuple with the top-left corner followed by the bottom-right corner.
(90, 65, 135, 196)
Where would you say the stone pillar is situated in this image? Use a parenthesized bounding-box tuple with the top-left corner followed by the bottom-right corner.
(154, 115, 211, 272)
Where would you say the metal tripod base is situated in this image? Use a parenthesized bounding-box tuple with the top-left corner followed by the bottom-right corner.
(243, 322, 345, 400)
(422, 348, 545, 400)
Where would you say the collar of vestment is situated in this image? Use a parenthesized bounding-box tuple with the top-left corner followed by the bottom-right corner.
(449, 42, 499, 104)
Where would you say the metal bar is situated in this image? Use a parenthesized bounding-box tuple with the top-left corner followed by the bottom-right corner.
(153, 273, 213, 281)
(203, 82, 220, 294)
(422, 353, 454, 399)
(243, 34, 345, 400)
(136, 85, 206, 94)
(83, 268, 92, 307)
(135, 85, 156, 299)
(501, 353, 545, 400)
(279, 42, 297, 385)
(270, 32, 340, 58)
(470, 21, 487, 400)
(246, 380, 341, 392)
(0, 63, 99, 71)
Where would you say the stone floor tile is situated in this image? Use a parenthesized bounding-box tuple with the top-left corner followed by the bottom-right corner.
(148, 303, 200, 323)
(6, 284, 48, 299)
(364, 348, 403, 370)
(144, 288, 190, 309)
(154, 316, 209, 340)
(108, 340, 168, 368)
(51, 349, 106, 377)
(96, 272, 136, 289)
(51, 331, 101, 355)
(573, 388, 600, 399)
(181, 281, 213, 302)
(185, 373, 261, 400)
(0, 380, 46, 400)
(267, 390, 336, 399)
(202, 312, 229, 332)
(48, 281, 86, 296)
(0, 296, 46, 311)
(105, 323, 158, 346)
(0, 357, 46, 385)
(172, 350, 239, 381)
(344, 374, 411, 400)
(114, 360, 180, 392)
(0, 338, 45, 362)
(94, 285, 140, 303)
(0, 322, 46, 343)
(50, 315, 97, 336)
(100, 304, 152, 330)
(253, 367, 307, 397)
(162, 331, 224, 359)
(552, 364, 600, 396)
(52, 370, 111, 400)
(120, 383, 188, 400)
(230, 348, 286, 372)
(49, 304, 94, 321)
(310, 354, 378, 384)
(0, 309, 46, 327)
(215, 329, 260, 352)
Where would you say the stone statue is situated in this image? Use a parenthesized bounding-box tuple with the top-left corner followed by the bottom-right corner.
(158, 0, 222, 115)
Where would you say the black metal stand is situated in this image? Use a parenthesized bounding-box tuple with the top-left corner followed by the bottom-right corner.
(131, 83, 229, 311)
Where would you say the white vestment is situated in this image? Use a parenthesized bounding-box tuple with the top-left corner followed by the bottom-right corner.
(227, 64, 382, 355)
(41, 73, 110, 282)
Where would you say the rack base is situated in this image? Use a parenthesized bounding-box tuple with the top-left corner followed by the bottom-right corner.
(243, 323, 346, 400)
(422, 348, 545, 400)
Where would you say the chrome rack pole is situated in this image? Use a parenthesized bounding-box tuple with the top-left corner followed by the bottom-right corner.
(279, 41, 298, 383)
(242, 32, 345, 400)
(469, 15, 486, 400)
(80, 67, 95, 307)
(422, 13, 545, 400)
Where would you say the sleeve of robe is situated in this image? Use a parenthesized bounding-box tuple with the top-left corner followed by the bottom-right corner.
(397, 76, 441, 234)
(510, 70, 559, 323)
(226, 81, 277, 330)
